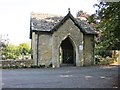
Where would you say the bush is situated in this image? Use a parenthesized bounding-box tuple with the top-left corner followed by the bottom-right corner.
(96, 50, 112, 58)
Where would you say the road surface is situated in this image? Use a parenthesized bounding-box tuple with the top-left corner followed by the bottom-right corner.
(2, 65, 119, 88)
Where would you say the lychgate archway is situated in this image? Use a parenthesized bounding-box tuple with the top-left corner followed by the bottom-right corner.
(59, 36, 76, 66)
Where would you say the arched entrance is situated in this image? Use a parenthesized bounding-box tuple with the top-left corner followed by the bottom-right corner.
(59, 36, 75, 66)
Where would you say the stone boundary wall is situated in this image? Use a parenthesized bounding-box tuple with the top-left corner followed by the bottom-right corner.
(0, 59, 33, 67)
(0, 50, 120, 68)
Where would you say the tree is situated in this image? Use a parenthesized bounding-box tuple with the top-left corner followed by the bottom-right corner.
(0, 34, 9, 59)
(18, 43, 31, 55)
(0, 34, 9, 51)
(91, 2, 120, 50)
(1, 42, 30, 60)
(2, 44, 20, 59)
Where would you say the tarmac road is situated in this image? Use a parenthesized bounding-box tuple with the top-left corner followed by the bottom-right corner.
(2, 65, 119, 88)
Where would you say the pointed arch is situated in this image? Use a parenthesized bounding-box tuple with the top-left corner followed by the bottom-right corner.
(59, 35, 77, 66)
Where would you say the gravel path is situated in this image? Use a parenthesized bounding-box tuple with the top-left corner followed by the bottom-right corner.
(2, 65, 119, 88)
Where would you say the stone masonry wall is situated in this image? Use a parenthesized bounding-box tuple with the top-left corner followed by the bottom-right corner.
(1, 59, 32, 67)
(52, 18, 83, 67)
(38, 33, 52, 66)
(31, 32, 37, 65)
(84, 35, 94, 66)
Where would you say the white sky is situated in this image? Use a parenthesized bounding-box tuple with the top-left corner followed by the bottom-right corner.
(0, 0, 99, 45)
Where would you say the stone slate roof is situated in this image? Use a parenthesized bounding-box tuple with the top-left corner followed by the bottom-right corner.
(30, 12, 97, 38)
(31, 13, 63, 32)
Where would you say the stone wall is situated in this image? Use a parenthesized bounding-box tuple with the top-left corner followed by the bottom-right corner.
(52, 18, 83, 67)
(38, 33, 52, 66)
(1, 59, 32, 67)
(31, 18, 95, 68)
(84, 35, 94, 66)
(31, 32, 37, 65)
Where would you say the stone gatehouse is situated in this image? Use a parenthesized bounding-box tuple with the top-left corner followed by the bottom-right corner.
(30, 10, 97, 68)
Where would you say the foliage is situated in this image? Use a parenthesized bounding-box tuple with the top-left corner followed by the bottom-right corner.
(2, 44, 20, 59)
(18, 43, 31, 55)
(89, 2, 120, 50)
(2, 43, 31, 60)
(87, 14, 97, 24)
(0, 34, 9, 59)
(95, 50, 112, 58)
(87, 2, 120, 65)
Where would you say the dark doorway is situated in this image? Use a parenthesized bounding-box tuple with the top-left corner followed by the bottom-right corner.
(59, 37, 75, 65)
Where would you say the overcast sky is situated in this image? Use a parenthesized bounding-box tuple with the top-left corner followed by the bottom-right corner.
(0, 0, 99, 45)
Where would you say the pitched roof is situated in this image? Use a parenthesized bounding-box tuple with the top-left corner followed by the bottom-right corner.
(30, 12, 63, 32)
(30, 12, 97, 38)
